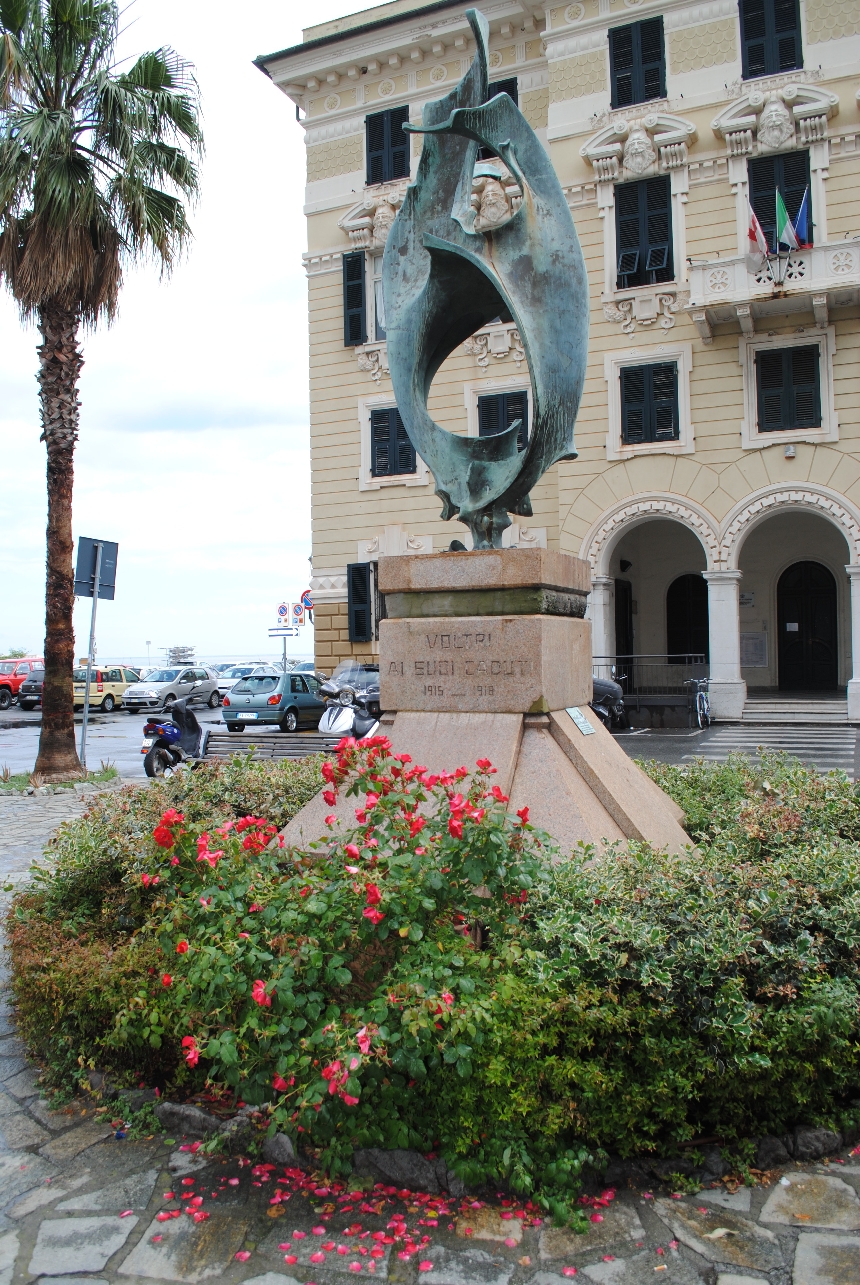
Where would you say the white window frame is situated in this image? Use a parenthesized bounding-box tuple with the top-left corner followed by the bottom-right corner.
(603, 340, 694, 461)
(738, 326, 837, 450)
(463, 374, 533, 439)
(357, 392, 429, 492)
(369, 251, 386, 342)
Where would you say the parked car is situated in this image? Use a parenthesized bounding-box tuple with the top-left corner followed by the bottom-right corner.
(292, 660, 328, 680)
(222, 671, 324, 733)
(17, 667, 45, 710)
(122, 666, 221, 714)
(216, 664, 279, 699)
(0, 657, 44, 709)
(72, 665, 143, 712)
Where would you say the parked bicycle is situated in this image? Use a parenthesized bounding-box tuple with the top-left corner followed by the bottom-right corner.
(685, 677, 711, 729)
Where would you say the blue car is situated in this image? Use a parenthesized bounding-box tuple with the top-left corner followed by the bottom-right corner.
(222, 672, 324, 733)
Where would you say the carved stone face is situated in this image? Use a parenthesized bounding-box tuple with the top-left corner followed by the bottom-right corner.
(757, 98, 794, 149)
(623, 126, 657, 175)
(476, 178, 511, 230)
(372, 201, 397, 246)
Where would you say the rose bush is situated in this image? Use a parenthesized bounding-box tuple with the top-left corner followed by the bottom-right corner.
(9, 743, 860, 1209)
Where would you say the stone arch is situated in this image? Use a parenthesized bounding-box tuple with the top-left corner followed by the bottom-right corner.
(581, 494, 720, 577)
(719, 485, 860, 570)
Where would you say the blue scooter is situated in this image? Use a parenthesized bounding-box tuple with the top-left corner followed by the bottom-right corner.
(141, 695, 209, 777)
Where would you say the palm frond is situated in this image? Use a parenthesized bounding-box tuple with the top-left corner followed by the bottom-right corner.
(0, 0, 201, 320)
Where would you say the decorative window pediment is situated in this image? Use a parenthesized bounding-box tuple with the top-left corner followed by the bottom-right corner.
(580, 113, 697, 181)
(711, 84, 838, 156)
(338, 181, 409, 248)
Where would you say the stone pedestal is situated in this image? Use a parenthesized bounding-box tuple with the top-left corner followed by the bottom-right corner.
(283, 549, 689, 855)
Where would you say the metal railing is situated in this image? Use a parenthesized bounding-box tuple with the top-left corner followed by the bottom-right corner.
(593, 654, 709, 707)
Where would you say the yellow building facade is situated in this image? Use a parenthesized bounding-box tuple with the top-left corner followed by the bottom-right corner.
(257, 0, 860, 721)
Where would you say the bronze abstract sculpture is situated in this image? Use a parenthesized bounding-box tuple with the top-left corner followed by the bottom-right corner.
(383, 8, 589, 549)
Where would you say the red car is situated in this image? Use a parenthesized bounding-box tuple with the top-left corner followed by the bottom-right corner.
(0, 658, 45, 709)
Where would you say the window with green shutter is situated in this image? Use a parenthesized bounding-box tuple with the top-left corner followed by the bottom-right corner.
(609, 18, 665, 109)
(370, 407, 416, 476)
(615, 176, 673, 289)
(620, 363, 679, 445)
(748, 149, 810, 252)
(347, 563, 372, 642)
(365, 107, 410, 185)
(739, 0, 802, 81)
(342, 251, 366, 347)
(477, 390, 528, 451)
(755, 346, 820, 432)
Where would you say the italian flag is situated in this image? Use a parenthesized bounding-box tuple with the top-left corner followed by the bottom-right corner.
(775, 189, 799, 249)
(746, 201, 769, 272)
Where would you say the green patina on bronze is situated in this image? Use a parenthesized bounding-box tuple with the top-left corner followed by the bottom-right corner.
(385, 587, 588, 619)
(382, 7, 589, 549)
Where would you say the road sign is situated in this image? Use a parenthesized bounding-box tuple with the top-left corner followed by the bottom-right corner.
(300, 589, 313, 611)
(291, 603, 305, 626)
(277, 602, 289, 620)
(268, 626, 299, 637)
(75, 537, 118, 600)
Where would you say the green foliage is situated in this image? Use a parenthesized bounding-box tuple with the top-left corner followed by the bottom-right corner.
(0, 648, 26, 658)
(0, 764, 117, 793)
(9, 746, 860, 1213)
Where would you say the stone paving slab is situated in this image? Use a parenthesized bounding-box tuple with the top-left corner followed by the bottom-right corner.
(791, 1230, 860, 1283)
(0, 1149, 54, 1206)
(759, 1172, 860, 1230)
(28, 1213, 139, 1274)
(9, 1171, 92, 1219)
(0, 1230, 16, 1285)
(56, 1167, 159, 1212)
(118, 1210, 251, 1281)
(39, 1119, 113, 1162)
(654, 1199, 785, 1273)
(0, 1110, 50, 1150)
(420, 1246, 515, 1285)
(540, 1208, 646, 1261)
(579, 1250, 700, 1283)
(696, 1188, 752, 1214)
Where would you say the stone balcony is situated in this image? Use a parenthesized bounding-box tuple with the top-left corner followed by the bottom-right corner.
(686, 240, 860, 341)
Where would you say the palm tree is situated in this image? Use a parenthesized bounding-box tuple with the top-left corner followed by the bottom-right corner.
(0, 0, 202, 779)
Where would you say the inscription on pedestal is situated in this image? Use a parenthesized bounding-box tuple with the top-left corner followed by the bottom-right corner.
(380, 615, 591, 714)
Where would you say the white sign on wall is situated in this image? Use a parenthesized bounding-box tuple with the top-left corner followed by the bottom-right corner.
(740, 632, 768, 667)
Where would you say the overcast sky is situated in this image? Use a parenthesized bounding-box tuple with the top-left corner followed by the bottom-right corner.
(0, 0, 360, 665)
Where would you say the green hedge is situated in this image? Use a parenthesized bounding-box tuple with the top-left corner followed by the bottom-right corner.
(8, 743, 860, 1211)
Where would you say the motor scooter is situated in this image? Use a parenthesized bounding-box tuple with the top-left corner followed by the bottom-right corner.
(590, 675, 627, 731)
(319, 663, 381, 739)
(141, 693, 209, 777)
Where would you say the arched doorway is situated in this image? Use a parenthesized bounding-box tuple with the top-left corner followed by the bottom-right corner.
(777, 561, 838, 690)
(666, 573, 709, 660)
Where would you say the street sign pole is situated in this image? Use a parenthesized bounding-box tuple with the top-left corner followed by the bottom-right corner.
(79, 540, 103, 772)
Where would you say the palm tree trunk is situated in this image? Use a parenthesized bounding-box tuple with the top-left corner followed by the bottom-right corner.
(34, 302, 84, 781)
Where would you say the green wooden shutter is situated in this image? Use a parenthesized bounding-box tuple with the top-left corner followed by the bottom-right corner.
(740, 0, 802, 79)
(366, 107, 410, 184)
(366, 112, 387, 185)
(489, 77, 518, 105)
(651, 363, 679, 441)
(371, 407, 416, 476)
(609, 19, 664, 109)
(478, 392, 528, 451)
(789, 346, 820, 428)
(609, 24, 635, 109)
(621, 364, 678, 443)
(394, 409, 417, 473)
(347, 563, 372, 642)
(748, 150, 810, 252)
(343, 252, 366, 346)
(620, 367, 647, 444)
(387, 105, 410, 181)
(756, 349, 787, 430)
(615, 177, 672, 288)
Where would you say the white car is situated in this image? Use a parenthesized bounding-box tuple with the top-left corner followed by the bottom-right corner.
(216, 664, 280, 699)
(123, 666, 222, 714)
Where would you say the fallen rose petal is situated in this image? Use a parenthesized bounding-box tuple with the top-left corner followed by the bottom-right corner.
(349, 1264, 362, 1273)
(310, 1251, 326, 1264)
(284, 1255, 298, 1265)
(119, 1209, 134, 1218)
(418, 1263, 433, 1273)
(193, 1211, 210, 1223)
(151, 1235, 163, 1243)
(228, 1178, 240, 1186)
(155, 1212, 172, 1222)
(590, 1214, 603, 1223)
(602, 1256, 614, 1263)
(278, 1243, 291, 1251)
(504, 1238, 517, 1248)
(313, 1225, 326, 1235)
(293, 1230, 307, 1238)
(235, 1251, 251, 1261)
(562, 1270, 577, 1278)
(163, 1192, 175, 1200)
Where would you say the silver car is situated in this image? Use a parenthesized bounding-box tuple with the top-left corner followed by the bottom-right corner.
(216, 664, 280, 699)
(123, 666, 221, 714)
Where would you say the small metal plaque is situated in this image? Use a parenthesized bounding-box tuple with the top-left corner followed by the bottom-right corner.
(566, 706, 595, 735)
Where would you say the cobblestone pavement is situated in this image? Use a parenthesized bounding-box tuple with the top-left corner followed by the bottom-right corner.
(1, 794, 859, 1282)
